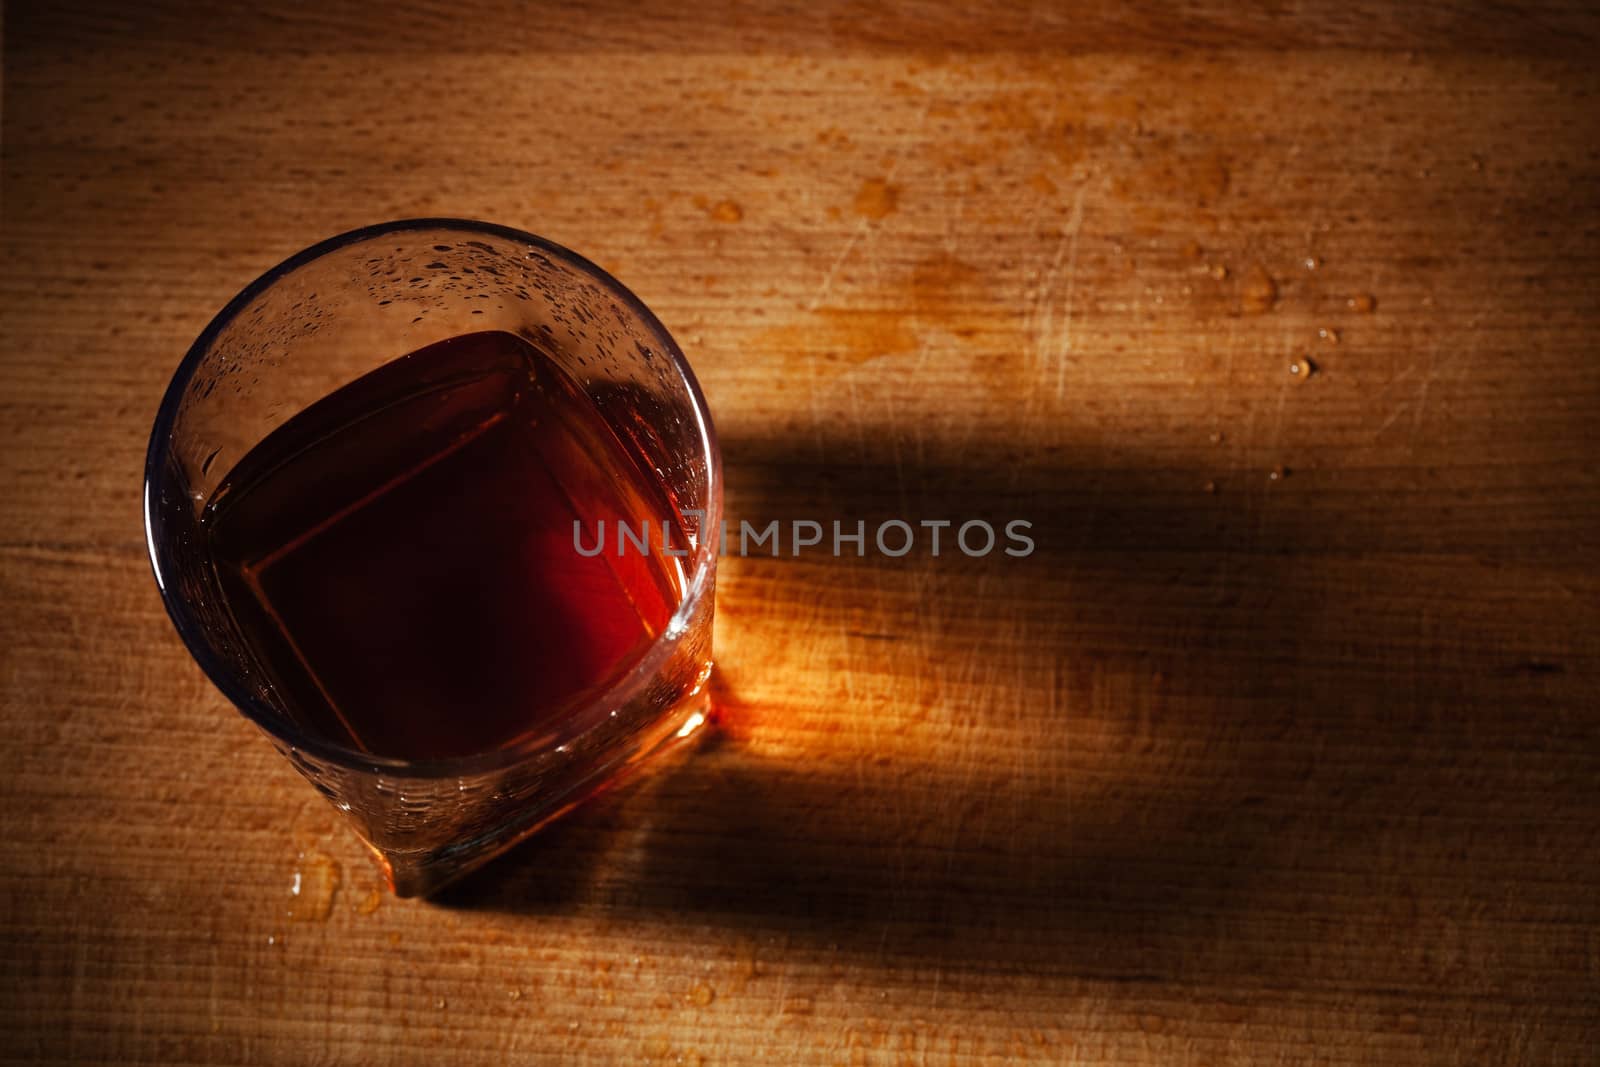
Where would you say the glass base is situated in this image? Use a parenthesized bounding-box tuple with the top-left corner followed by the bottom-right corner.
(374, 688, 712, 898)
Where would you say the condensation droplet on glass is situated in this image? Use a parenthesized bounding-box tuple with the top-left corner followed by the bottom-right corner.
(1289, 356, 1316, 382)
(1269, 465, 1288, 481)
(1304, 256, 1322, 270)
(1347, 293, 1376, 313)
(1317, 327, 1340, 344)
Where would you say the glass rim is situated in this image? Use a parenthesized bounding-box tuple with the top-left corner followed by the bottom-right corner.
(143, 217, 721, 779)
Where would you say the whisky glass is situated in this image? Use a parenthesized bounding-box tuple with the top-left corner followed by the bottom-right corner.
(143, 219, 720, 896)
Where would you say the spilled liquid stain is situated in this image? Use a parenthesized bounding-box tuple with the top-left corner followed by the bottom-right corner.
(1183, 154, 1230, 205)
(287, 850, 342, 921)
(816, 127, 854, 149)
(692, 194, 744, 223)
(908, 250, 984, 332)
(955, 90, 1122, 176)
(760, 249, 1005, 386)
(760, 308, 918, 373)
(1112, 148, 1231, 216)
(726, 939, 762, 993)
(641, 196, 666, 239)
(853, 177, 900, 219)
(1238, 264, 1278, 314)
(971, 91, 1049, 133)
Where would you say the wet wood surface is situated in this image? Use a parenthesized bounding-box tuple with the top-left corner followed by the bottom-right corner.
(3, 2, 1598, 1063)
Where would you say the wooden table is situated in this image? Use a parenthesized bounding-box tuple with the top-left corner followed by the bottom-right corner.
(4, 3, 1597, 1063)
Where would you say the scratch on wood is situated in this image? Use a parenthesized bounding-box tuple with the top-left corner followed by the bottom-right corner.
(1412, 375, 1432, 438)
(1053, 183, 1090, 403)
(1033, 224, 1070, 382)
(805, 221, 868, 312)
(1374, 401, 1411, 437)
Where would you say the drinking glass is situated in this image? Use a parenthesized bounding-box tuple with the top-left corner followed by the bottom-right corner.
(144, 219, 720, 896)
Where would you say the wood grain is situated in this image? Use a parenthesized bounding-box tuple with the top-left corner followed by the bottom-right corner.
(3, 2, 1598, 1064)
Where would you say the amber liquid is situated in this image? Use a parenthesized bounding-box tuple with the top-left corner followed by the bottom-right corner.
(203, 331, 683, 761)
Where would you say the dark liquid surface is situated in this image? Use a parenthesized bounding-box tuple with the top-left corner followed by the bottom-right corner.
(204, 331, 681, 761)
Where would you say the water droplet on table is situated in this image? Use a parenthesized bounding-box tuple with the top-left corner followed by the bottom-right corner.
(286, 851, 342, 921)
(1240, 265, 1278, 314)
